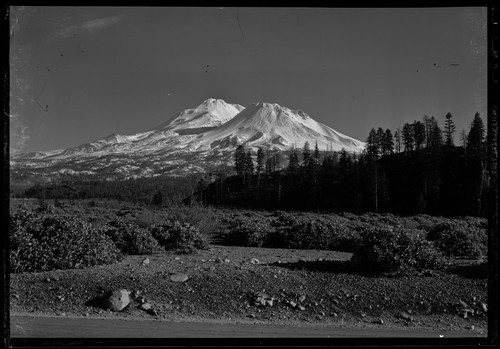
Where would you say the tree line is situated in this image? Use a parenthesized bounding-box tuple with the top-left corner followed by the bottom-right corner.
(197, 112, 490, 217)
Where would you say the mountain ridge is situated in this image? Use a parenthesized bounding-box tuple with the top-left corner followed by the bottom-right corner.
(11, 98, 366, 180)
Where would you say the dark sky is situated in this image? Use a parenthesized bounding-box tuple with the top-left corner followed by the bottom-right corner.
(10, 6, 487, 153)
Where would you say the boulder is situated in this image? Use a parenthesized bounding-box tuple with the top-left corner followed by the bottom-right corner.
(103, 289, 130, 311)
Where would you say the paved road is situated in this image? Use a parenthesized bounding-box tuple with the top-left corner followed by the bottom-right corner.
(10, 316, 486, 338)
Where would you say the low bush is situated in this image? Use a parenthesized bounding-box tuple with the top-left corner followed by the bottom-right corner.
(220, 211, 362, 252)
(223, 217, 274, 247)
(272, 216, 334, 250)
(163, 202, 224, 237)
(149, 220, 209, 254)
(352, 226, 449, 274)
(10, 210, 122, 273)
(99, 219, 162, 255)
(426, 221, 487, 258)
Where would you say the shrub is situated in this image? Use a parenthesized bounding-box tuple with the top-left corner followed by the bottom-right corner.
(271, 217, 332, 249)
(99, 219, 162, 255)
(163, 202, 223, 237)
(219, 211, 363, 252)
(427, 221, 487, 258)
(232, 219, 273, 247)
(9, 210, 122, 273)
(149, 220, 208, 254)
(352, 226, 448, 274)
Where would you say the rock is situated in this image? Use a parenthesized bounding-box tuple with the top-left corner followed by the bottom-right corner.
(297, 305, 306, 311)
(45, 278, 51, 282)
(266, 300, 274, 307)
(469, 325, 475, 330)
(289, 301, 297, 308)
(333, 299, 339, 304)
(248, 314, 256, 318)
(250, 258, 260, 264)
(374, 318, 384, 325)
(56, 295, 64, 301)
(298, 295, 306, 303)
(360, 312, 366, 318)
(331, 312, 338, 317)
(142, 258, 150, 265)
(131, 290, 140, 299)
(458, 299, 469, 308)
(480, 302, 488, 313)
(319, 311, 326, 316)
(102, 290, 130, 312)
(174, 257, 180, 260)
(224, 258, 230, 263)
(170, 273, 189, 282)
(140, 303, 152, 311)
(397, 311, 413, 321)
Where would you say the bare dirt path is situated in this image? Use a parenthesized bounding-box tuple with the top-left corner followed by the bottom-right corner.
(10, 315, 486, 338)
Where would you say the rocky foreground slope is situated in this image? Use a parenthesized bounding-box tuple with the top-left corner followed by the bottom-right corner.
(10, 245, 488, 336)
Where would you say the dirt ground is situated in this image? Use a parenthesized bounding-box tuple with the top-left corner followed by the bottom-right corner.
(10, 245, 488, 338)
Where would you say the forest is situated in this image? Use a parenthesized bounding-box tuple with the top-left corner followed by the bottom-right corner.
(197, 112, 490, 217)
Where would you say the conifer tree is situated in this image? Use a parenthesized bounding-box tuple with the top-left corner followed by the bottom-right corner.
(444, 112, 456, 147)
(366, 128, 380, 160)
(287, 149, 300, 174)
(381, 129, 394, 156)
(234, 144, 246, 176)
(413, 121, 426, 150)
(402, 123, 415, 152)
(376, 128, 385, 154)
(467, 112, 485, 158)
(314, 141, 320, 160)
(244, 149, 254, 175)
(256, 147, 265, 174)
(394, 128, 401, 153)
(303, 141, 311, 165)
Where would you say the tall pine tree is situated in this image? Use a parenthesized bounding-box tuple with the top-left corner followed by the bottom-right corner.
(234, 144, 246, 176)
(444, 112, 456, 147)
(402, 123, 415, 153)
(256, 147, 265, 174)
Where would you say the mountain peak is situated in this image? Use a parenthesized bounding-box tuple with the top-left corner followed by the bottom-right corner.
(153, 98, 244, 132)
(200, 98, 230, 107)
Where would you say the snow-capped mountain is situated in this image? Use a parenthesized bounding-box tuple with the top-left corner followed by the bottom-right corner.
(11, 98, 365, 180)
(152, 98, 245, 133)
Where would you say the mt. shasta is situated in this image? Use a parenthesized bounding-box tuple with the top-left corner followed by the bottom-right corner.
(11, 98, 365, 179)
